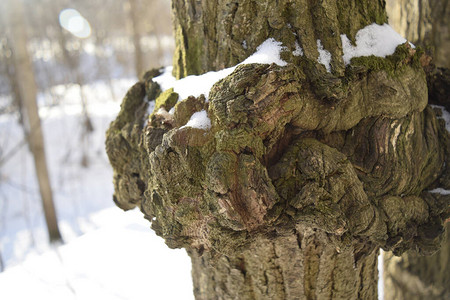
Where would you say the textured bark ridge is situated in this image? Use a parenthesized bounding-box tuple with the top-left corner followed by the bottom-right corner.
(382, 68, 450, 300)
(190, 225, 379, 300)
(106, 1, 450, 299)
(172, 0, 387, 78)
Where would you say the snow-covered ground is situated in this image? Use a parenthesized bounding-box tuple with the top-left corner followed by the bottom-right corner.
(0, 208, 193, 300)
(0, 79, 194, 299)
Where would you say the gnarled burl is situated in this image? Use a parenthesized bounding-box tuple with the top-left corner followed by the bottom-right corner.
(106, 1, 449, 299)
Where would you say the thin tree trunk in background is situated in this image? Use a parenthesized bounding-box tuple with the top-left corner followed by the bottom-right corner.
(7, 0, 62, 243)
(129, 0, 145, 79)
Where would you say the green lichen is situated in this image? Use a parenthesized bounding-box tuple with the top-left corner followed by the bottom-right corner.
(215, 128, 266, 159)
(172, 24, 203, 79)
(151, 88, 178, 116)
(349, 43, 423, 77)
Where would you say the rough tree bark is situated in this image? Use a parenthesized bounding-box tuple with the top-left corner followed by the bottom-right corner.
(384, 2, 450, 299)
(7, 0, 62, 243)
(106, 0, 449, 299)
(381, 51, 450, 300)
(384, 223, 449, 300)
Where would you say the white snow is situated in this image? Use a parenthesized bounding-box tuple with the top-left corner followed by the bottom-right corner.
(155, 107, 173, 119)
(240, 38, 287, 66)
(145, 96, 155, 115)
(429, 188, 450, 195)
(0, 208, 193, 300)
(153, 67, 235, 103)
(293, 41, 304, 57)
(151, 66, 176, 91)
(180, 110, 211, 130)
(152, 38, 288, 102)
(378, 249, 384, 300)
(317, 39, 332, 73)
(341, 23, 414, 65)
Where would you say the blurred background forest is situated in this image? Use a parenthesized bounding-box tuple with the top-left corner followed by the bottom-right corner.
(0, 1, 195, 299)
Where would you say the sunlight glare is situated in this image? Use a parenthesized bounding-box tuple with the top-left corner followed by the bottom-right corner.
(59, 8, 92, 39)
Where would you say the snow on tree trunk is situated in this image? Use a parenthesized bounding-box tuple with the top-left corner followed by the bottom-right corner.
(106, 0, 450, 298)
(172, 0, 387, 78)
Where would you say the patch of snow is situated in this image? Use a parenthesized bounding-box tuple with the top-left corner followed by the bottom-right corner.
(430, 105, 450, 133)
(429, 188, 450, 195)
(156, 107, 171, 117)
(317, 39, 332, 73)
(158, 67, 236, 103)
(152, 66, 176, 91)
(242, 40, 248, 49)
(378, 250, 384, 300)
(180, 110, 211, 130)
(143, 97, 155, 127)
(241, 38, 287, 66)
(341, 23, 414, 65)
(152, 38, 288, 102)
(293, 41, 304, 57)
(147, 100, 155, 115)
(0, 208, 193, 300)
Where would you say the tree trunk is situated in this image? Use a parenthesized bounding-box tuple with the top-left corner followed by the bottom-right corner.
(190, 225, 380, 300)
(172, 0, 387, 78)
(106, 0, 450, 299)
(383, 4, 450, 296)
(129, 0, 145, 79)
(381, 62, 450, 300)
(7, 0, 62, 243)
(386, 0, 450, 68)
(383, 223, 450, 300)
